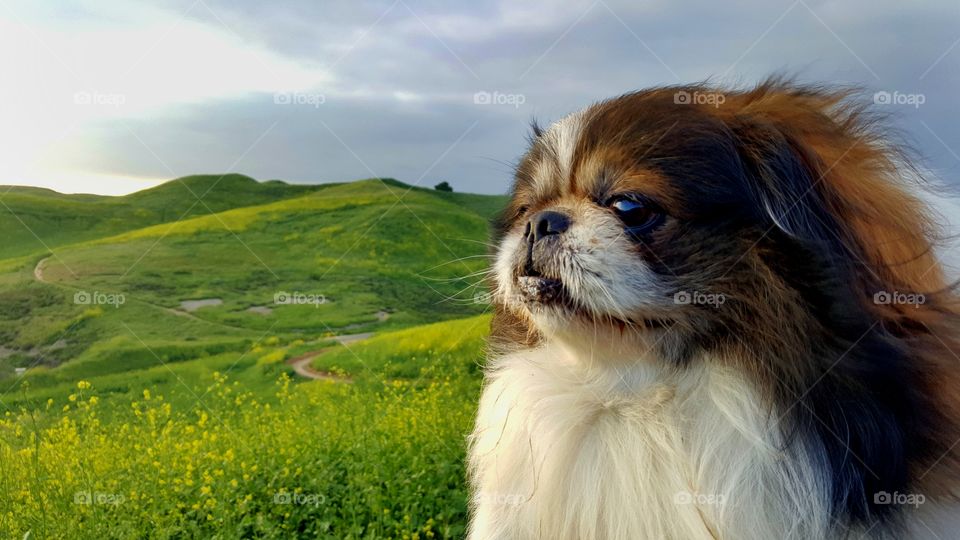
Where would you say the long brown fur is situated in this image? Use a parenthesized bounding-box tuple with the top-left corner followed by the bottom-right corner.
(488, 76, 960, 511)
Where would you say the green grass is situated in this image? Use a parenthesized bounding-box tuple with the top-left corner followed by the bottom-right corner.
(311, 315, 490, 380)
(0, 175, 503, 538)
(0, 174, 329, 260)
(0, 317, 487, 539)
(0, 177, 500, 375)
(376, 179, 509, 222)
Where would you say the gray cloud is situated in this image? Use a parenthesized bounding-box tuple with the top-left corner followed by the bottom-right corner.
(65, 0, 960, 193)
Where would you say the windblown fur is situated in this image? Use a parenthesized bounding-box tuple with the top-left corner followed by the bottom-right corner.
(468, 78, 960, 540)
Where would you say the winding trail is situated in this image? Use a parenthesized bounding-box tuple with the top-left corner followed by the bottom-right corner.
(33, 256, 48, 282)
(286, 333, 373, 381)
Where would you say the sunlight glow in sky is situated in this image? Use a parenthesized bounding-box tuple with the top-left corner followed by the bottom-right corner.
(0, 0, 330, 194)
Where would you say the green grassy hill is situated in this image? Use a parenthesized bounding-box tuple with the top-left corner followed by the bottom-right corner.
(0, 174, 328, 259)
(0, 176, 505, 377)
(0, 175, 505, 538)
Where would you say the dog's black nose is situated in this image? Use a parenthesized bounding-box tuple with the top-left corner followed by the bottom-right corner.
(525, 210, 570, 243)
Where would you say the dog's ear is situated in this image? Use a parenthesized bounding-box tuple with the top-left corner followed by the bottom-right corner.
(719, 82, 946, 295)
(731, 119, 844, 250)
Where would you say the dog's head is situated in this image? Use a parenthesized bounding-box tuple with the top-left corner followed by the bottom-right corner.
(491, 78, 950, 363)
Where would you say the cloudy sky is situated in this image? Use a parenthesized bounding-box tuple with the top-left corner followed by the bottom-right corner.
(1, 0, 958, 195)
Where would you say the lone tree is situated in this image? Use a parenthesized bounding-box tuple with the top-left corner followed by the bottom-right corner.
(434, 181, 453, 192)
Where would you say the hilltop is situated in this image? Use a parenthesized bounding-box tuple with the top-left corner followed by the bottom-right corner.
(0, 174, 329, 259)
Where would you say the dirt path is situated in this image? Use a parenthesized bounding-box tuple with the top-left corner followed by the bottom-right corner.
(33, 256, 49, 282)
(287, 351, 347, 381)
(286, 333, 373, 381)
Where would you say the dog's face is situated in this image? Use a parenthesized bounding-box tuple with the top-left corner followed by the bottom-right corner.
(494, 92, 765, 350)
(491, 85, 945, 360)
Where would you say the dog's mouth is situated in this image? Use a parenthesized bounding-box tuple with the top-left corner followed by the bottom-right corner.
(516, 275, 565, 304)
(513, 272, 673, 331)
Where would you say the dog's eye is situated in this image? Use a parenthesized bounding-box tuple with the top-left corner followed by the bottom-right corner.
(607, 195, 664, 233)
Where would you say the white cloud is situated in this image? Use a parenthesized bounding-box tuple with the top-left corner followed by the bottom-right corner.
(0, 0, 330, 193)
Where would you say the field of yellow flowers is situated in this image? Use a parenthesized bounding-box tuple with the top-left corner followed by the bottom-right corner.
(0, 316, 489, 539)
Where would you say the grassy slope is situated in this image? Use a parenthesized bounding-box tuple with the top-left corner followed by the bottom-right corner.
(0, 176, 501, 538)
(0, 177, 501, 379)
(311, 315, 490, 380)
(0, 174, 329, 259)
(0, 316, 488, 539)
(376, 178, 509, 221)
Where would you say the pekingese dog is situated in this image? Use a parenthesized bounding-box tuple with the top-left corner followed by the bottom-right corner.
(467, 78, 960, 539)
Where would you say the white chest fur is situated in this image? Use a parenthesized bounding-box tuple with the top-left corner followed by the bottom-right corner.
(466, 343, 833, 540)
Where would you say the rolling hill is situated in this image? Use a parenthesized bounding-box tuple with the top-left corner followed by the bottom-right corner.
(0, 174, 507, 538)
(0, 174, 330, 260)
(0, 175, 506, 379)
